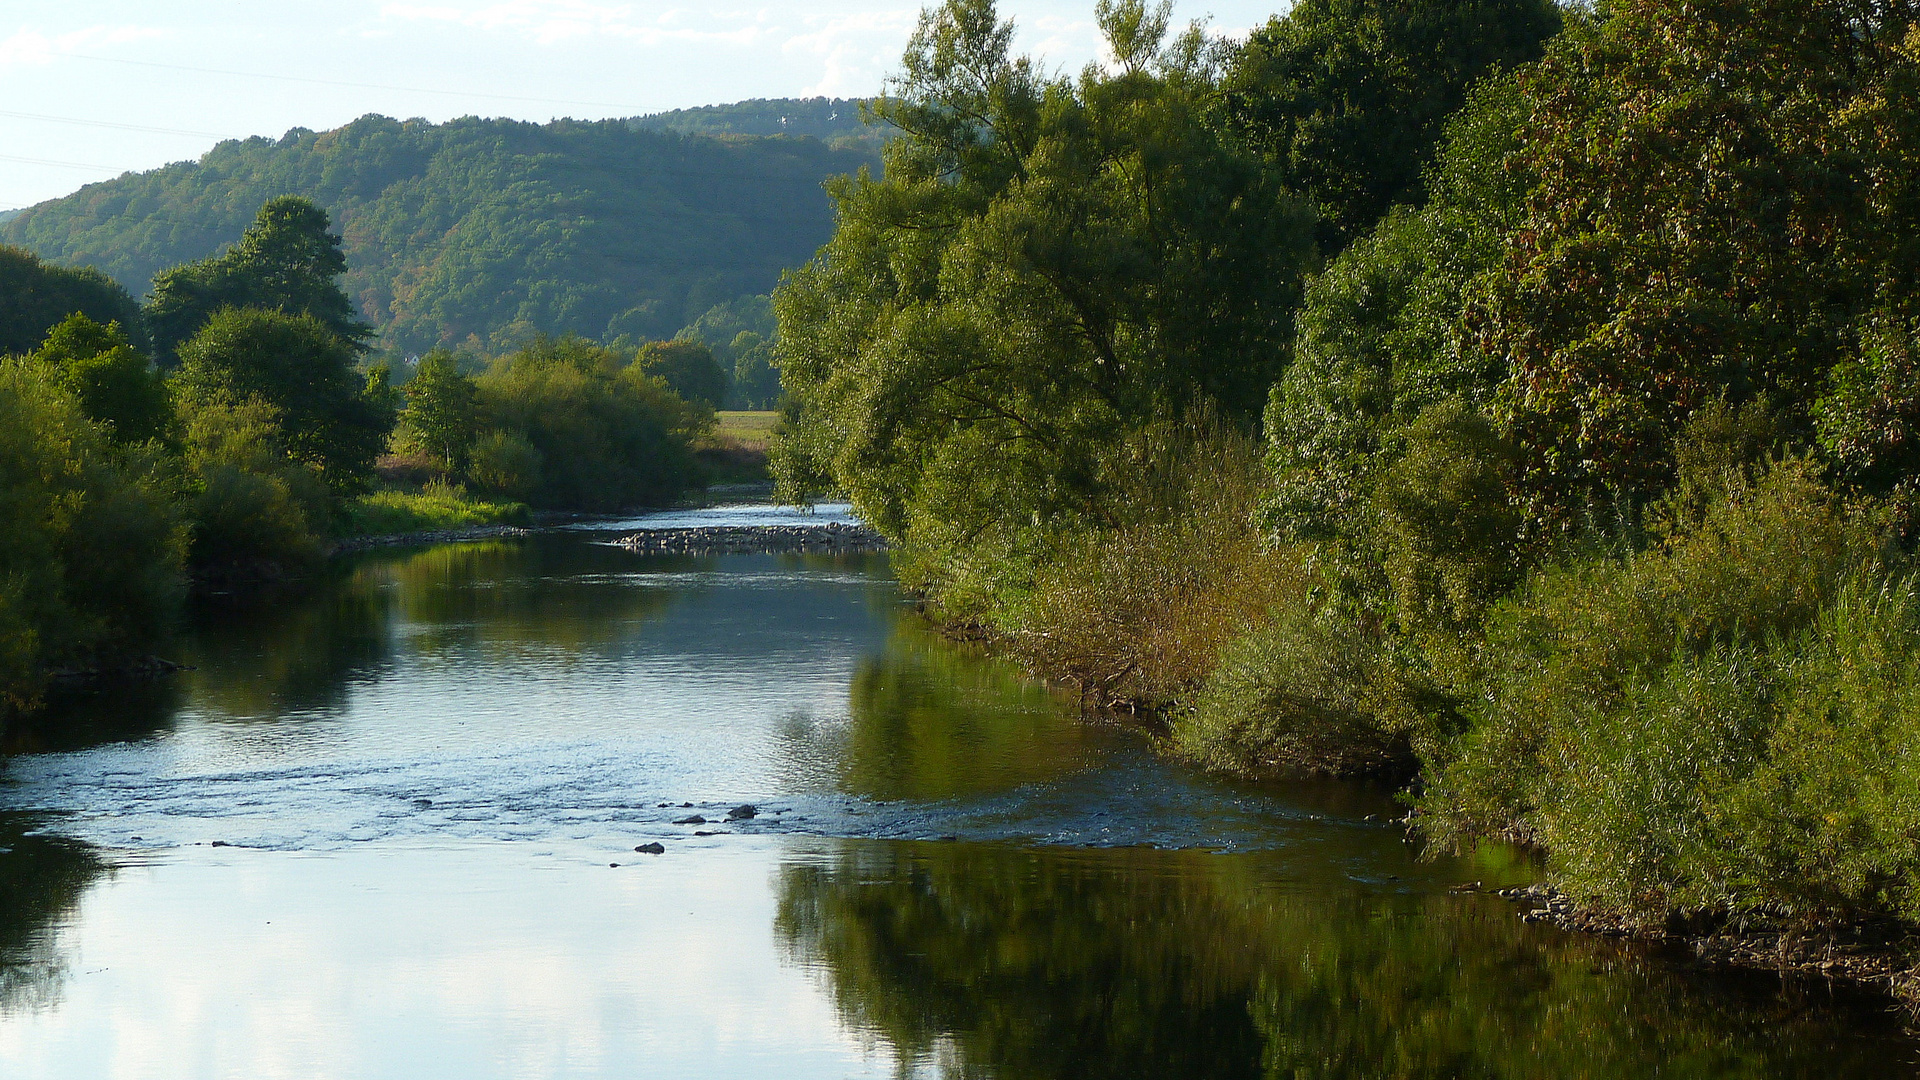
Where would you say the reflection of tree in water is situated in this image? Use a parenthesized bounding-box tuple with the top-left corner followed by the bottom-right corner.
(2, 676, 181, 755)
(780, 623, 1107, 802)
(183, 539, 686, 721)
(0, 818, 106, 1013)
(182, 572, 395, 721)
(376, 539, 682, 657)
(778, 841, 1914, 1079)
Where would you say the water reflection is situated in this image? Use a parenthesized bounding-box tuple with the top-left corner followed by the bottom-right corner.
(779, 624, 1110, 802)
(778, 841, 1920, 1080)
(0, 819, 106, 1013)
(2, 532, 1917, 1077)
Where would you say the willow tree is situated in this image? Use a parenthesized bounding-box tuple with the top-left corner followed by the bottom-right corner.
(773, 0, 1316, 599)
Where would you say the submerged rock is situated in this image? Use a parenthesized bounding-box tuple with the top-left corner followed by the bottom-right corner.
(633, 842, 666, 854)
(673, 815, 707, 825)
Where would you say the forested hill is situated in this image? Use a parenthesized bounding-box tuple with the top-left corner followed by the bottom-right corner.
(630, 97, 883, 150)
(2, 112, 876, 354)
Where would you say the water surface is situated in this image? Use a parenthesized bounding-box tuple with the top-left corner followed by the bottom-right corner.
(1, 521, 1914, 1078)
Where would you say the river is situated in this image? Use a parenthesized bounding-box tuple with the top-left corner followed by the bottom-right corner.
(0, 506, 1914, 1078)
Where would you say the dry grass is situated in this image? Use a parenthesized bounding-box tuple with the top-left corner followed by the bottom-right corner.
(714, 410, 779, 452)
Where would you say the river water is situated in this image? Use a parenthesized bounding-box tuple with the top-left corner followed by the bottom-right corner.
(0, 507, 1915, 1078)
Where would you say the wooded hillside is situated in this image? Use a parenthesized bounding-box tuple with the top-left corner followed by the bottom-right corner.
(2, 111, 875, 355)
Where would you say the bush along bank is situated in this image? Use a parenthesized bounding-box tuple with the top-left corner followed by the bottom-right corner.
(771, 0, 1920, 1002)
(1, 197, 718, 727)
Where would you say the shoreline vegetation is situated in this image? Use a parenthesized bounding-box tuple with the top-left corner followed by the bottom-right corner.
(769, 0, 1920, 1011)
(0, 194, 768, 725)
(10, 0, 1920, 1025)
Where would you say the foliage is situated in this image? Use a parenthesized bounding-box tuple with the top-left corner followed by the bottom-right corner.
(339, 481, 530, 536)
(1002, 420, 1296, 710)
(1220, 0, 1561, 247)
(465, 430, 544, 502)
(27, 314, 172, 446)
(173, 307, 390, 494)
(1417, 451, 1913, 921)
(673, 294, 784, 406)
(729, 333, 781, 409)
(146, 196, 372, 364)
(397, 348, 479, 470)
(473, 336, 709, 510)
(0, 360, 185, 713)
(774, 0, 1318, 591)
(0, 244, 146, 357)
(176, 392, 331, 569)
(1476, 0, 1920, 526)
(1262, 75, 1530, 549)
(634, 338, 728, 409)
(630, 96, 889, 152)
(3, 115, 874, 356)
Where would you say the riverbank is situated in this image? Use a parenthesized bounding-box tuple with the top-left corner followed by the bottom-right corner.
(1490, 883, 1920, 1017)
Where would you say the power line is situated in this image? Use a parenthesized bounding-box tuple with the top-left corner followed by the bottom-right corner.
(53, 52, 647, 112)
(0, 110, 236, 140)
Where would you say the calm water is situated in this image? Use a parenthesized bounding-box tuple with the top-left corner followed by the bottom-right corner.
(0, 507, 1915, 1078)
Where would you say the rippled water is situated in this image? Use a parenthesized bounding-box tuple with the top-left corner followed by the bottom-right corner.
(1, 516, 1915, 1078)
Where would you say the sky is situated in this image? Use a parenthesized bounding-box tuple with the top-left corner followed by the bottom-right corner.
(0, 1, 1286, 211)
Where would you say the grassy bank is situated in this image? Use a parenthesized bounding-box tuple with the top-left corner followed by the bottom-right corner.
(339, 482, 531, 537)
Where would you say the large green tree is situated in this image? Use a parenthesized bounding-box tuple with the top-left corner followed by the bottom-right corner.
(774, 0, 1316, 593)
(173, 307, 389, 493)
(1220, 0, 1561, 248)
(1469, 0, 1920, 523)
(146, 197, 372, 364)
(635, 338, 729, 409)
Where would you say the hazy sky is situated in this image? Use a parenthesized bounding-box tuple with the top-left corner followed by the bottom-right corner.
(0, 1, 1286, 211)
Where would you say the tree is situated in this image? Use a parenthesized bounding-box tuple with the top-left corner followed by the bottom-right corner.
(774, 0, 1317, 575)
(635, 338, 728, 409)
(730, 331, 782, 408)
(0, 359, 183, 713)
(28, 314, 172, 446)
(474, 337, 708, 510)
(0, 245, 146, 357)
(400, 348, 479, 470)
(1220, 0, 1561, 249)
(1469, 0, 1920, 523)
(146, 197, 372, 364)
(173, 307, 389, 493)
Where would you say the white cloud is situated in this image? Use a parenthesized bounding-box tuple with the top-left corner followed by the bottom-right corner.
(0, 24, 168, 67)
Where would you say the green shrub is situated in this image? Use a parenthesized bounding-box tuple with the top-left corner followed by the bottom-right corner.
(466, 430, 544, 501)
(177, 394, 330, 569)
(1418, 451, 1903, 919)
(1176, 596, 1418, 778)
(474, 337, 708, 510)
(1007, 421, 1297, 710)
(0, 359, 185, 712)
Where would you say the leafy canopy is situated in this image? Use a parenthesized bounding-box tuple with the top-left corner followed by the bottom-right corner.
(147, 196, 372, 363)
(28, 314, 172, 446)
(173, 307, 389, 493)
(775, 0, 1317, 575)
(1220, 0, 1561, 248)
